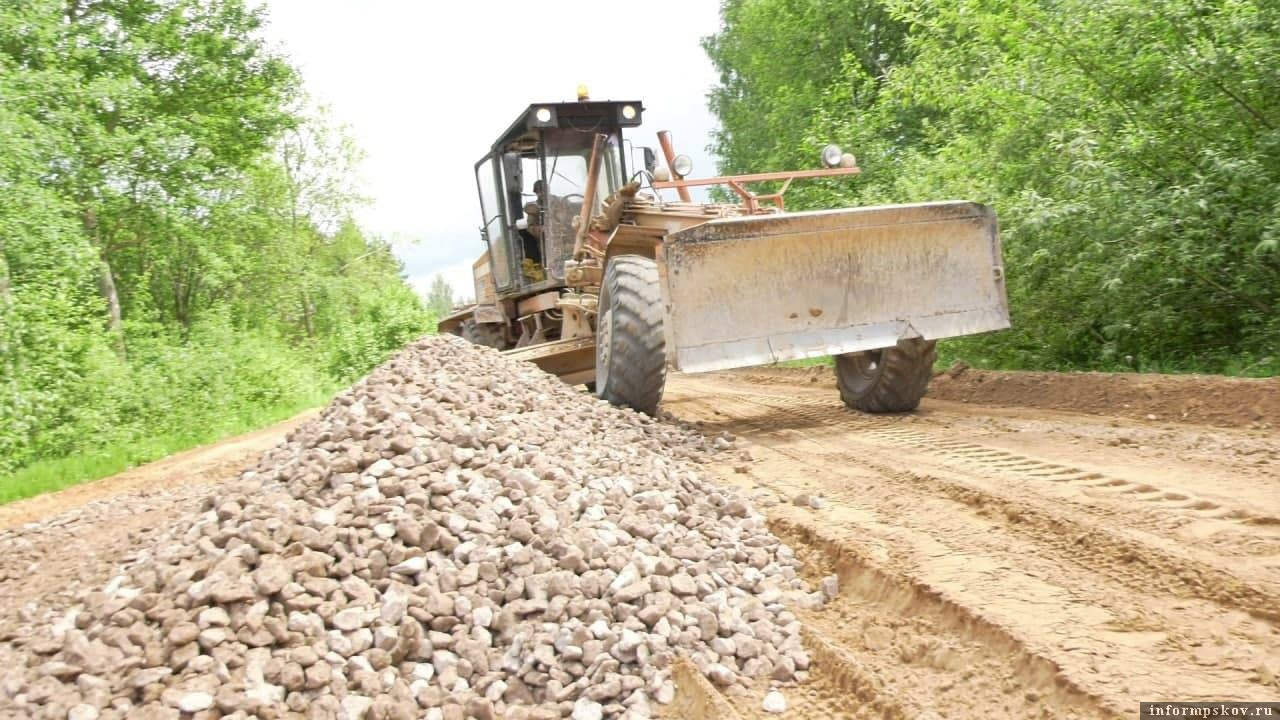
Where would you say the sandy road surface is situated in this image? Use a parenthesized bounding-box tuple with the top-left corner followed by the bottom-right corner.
(3, 368, 1278, 719)
(662, 370, 1280, 719)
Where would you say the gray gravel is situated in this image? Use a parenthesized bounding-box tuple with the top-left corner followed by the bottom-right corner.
(0, 336, 813, 719)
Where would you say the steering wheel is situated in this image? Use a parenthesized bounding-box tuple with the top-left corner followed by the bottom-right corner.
(562, 193, 585, 203)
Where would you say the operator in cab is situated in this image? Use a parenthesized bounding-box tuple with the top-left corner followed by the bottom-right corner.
(519, 180, 547, 281)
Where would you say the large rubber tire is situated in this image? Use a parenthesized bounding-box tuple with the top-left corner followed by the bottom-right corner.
(595, 255, 666, 415)
(461, 319, 505, 350)
(836, 339, 937, 413)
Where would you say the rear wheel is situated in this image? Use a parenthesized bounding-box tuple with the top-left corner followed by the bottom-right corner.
(461, 318, 505, 350)
(836, 339, 937, 413)
(595, 255, 666, 414)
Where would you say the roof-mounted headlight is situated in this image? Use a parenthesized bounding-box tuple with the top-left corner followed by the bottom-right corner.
(618, 103, 641, 126)
(531, 106, 556, 127)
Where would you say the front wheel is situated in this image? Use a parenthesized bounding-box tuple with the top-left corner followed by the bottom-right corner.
(461, 318, 506, 350)
(836, 339, 937, 413)
(595, 255, 666, 415)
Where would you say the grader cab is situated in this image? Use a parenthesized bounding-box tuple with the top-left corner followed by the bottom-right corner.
(439, 95, 1010, 415)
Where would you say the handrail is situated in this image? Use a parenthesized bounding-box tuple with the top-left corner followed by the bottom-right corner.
(651, 166, 861, 212)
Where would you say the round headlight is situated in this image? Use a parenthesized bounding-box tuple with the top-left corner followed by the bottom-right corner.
(535, 107, 552, 123)
(840, 152, 857, 169)
(821, 144, 844, 168)
(672, 154, 693, 177)
(621, 104, 637, 120)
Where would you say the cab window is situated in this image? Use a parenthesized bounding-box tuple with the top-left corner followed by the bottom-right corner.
(474, 155, 512, 290)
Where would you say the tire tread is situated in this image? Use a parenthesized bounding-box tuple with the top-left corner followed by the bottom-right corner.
(836, 339, 937, 413)
(597, 256, 666, 414)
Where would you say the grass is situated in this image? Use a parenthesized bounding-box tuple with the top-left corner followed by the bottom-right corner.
(0, 389, 333, 506)
(778, 355, 835, 368)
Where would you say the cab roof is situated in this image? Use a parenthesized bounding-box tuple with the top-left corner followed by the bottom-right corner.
(492, 100, 644, 153)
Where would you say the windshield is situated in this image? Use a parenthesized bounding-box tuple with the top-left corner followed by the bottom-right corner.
(539, 130, 623, 280)
(543, 131, 623, 199)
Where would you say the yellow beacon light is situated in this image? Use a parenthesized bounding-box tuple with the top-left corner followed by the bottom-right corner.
(577, 85, 589, 102)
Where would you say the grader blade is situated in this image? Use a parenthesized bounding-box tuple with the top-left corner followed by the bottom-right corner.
(658, 201, 1009, 373)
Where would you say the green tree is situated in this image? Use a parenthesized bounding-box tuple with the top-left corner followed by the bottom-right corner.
(703, 0, 1280, 375)
(426, 274, 456, 318)
(0, 0, 432, 490)
(703, 0, 914, 176)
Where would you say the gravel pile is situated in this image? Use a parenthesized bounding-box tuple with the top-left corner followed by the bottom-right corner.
(1, 336, 815, 720)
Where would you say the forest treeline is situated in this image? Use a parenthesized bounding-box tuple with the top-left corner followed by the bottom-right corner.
(704, 0, 1279, 374)
(0, 1, 431, 485)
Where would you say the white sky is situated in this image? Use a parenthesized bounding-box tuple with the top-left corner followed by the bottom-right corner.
(258, 0, 724, 301)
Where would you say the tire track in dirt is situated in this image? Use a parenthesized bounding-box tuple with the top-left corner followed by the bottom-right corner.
(857, 456, 1279, 620)
(667, 392, 1131, 716)
(662, 373, 1280, 717)
(771, 513, 1119, 719)
(706, 391, 1280, 618)
(731, 391, 1280, 533)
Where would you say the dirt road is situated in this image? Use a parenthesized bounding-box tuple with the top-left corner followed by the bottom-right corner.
(0, 411, 318, 635)
(2, 368, 1277, 719)
(662, 369, 1280, 718)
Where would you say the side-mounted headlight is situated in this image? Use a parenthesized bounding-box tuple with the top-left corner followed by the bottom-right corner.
(821, 144, 844, 168)
(672, 154, 693, 178)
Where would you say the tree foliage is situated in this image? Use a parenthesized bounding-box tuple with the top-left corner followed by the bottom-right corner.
(426, 274, 456, 319)
(0, 0, 432, 476)
(704, 0, 1280, 374)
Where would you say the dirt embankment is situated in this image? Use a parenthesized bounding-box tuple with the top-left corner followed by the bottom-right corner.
(745, 364, 1278, 429)
(930, 365, 1278, 428)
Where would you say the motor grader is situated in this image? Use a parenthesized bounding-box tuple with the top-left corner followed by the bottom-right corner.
(438, 95, 1010, 415)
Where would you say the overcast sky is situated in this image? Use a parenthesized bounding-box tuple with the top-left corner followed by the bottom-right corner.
(258, 0, 724, 301)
